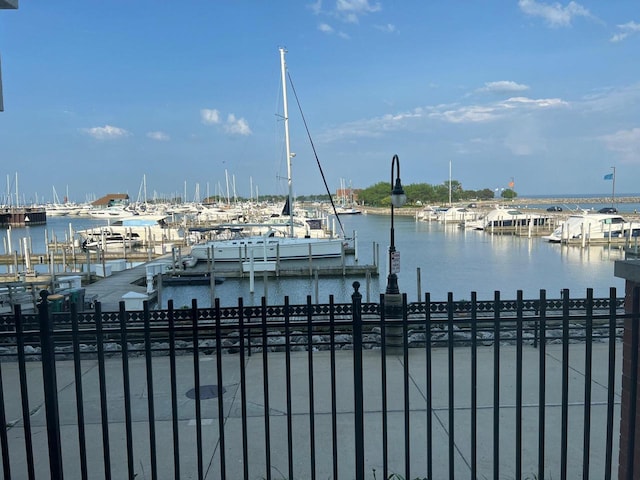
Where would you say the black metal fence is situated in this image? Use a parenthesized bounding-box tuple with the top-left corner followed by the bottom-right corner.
(0, 284, 633, 479)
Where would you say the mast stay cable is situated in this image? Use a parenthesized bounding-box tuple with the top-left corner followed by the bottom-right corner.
(286, 72, 347, 238)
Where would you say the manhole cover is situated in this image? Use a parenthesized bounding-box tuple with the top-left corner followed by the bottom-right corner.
(186, 385, 226, 400)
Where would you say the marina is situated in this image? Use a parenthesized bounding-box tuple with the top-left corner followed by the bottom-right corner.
(0, 197, 639, 310)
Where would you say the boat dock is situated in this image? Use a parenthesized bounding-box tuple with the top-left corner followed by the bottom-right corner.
(0, 249, 379, 312)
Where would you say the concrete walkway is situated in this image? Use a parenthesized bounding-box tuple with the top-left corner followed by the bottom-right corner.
(0, 342, 622, 479)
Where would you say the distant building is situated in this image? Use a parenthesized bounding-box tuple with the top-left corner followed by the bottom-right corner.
(91, 193, 130, 208)
(336, 188, 360, 204)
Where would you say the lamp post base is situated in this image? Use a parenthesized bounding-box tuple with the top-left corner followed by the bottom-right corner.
(384, 292, 403, 355)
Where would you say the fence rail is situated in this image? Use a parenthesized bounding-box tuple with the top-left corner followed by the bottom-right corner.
(0, 285, 634, 479)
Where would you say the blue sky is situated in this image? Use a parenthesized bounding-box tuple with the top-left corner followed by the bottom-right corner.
(0, 1, 639, 203)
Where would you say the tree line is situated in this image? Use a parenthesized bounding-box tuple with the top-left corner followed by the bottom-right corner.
(355, 181, 517, 207)
(197, 180, 517, 207)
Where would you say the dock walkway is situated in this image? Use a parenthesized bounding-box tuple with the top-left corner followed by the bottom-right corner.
(83, 254, 378, 311)
(81, 260, 159, 311)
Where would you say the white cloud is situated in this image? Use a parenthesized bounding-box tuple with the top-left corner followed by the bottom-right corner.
(82, 124, 130, 140)
(600, 127, 640, 163)
(477, 81, 530, 94)
(202, 108, 251, 136)
(317, 94, 570, 144)
(317, 109, 422, 142)
(224, 114, 252, 136)
(435, 105, 499, 124)
(336, 0, 381, 23)
(308, 0, 322, 15)
(430, 97, 566, 124)
(200, 108, 221, 125)
(147, 131, 170, 141)
(318, 23, 334, 34)
(318, 22, 350, 38)
(374, 23, 397, 33)
(501, 97, 568, 108)
(518, 0, 593, 28)
(312, 0, 381, 24)
(610, 21, 640, 43)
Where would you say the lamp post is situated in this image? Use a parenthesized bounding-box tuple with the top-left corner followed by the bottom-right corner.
(385, 154, 407, 355)
(386, 154, 407, 295)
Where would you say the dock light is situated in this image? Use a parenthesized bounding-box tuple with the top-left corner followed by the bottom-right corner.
(390, 177, 407, 208)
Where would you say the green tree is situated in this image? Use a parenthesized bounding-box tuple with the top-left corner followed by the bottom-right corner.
(501, 188, 517, 199)
(476, 188, 495, 200)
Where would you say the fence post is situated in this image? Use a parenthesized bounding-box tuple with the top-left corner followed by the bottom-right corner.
(37, 290, 64, 479)
(352, 281, 364, 480)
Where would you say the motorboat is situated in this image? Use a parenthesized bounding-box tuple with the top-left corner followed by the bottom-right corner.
(464, 206, 550, 230)
(76, 215, 183, 247)
(436, 206, 478, 223)
(542, 212, 640, 243)
(81, 229, 142, 250)
(334, 206, 362, 215)
(88, 206, 135, 220)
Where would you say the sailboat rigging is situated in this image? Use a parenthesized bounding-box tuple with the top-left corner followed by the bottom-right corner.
(190, 48, 346, 263)
(284, 52, 348, 238)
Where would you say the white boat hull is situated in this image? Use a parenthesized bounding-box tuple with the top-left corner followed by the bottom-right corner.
(191, 236, 344, 262)
(544, 213, 639, 242)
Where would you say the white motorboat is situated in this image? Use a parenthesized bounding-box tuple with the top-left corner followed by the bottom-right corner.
(88, 206, 135, 220)
(542, 212, 640, 242)
(81, 229, 142, 250)
(436, 206, 478, 223)
(334, 206, 362, 215)
(464, 206, 550, 230)
(77, 215, 183, 246)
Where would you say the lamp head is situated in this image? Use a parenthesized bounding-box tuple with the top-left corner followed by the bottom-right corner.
(390, 178, 407, 208)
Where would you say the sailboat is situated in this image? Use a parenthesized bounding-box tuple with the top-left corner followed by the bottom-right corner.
(190, 48, 346, 263)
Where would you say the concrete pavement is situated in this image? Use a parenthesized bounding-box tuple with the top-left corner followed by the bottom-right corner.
(0, 342, 622, 479)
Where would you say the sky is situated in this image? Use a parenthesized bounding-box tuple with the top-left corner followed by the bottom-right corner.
(0, 1, 639, 204)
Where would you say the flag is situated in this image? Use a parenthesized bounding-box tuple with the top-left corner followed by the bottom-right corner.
(604, 173, 614, 180)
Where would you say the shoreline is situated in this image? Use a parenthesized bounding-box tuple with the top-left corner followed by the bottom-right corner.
(359, 195, 639, 216)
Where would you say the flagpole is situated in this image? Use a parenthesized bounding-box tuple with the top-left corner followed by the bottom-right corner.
(611, 166, 616, 208)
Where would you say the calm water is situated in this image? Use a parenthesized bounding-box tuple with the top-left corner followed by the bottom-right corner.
(164, 213, 626, 307)
(0, 210, 629, 307)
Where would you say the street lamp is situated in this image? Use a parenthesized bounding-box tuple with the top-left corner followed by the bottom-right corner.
(386, 154, 407, 295)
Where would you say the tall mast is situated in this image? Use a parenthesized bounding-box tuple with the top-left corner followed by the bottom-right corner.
(448, 160, 452, 206)
(280, 47, 295, 237)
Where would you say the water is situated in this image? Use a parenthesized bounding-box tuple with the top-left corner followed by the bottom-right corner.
(0, 213, 628, 307)
(164, 213, 625, 307)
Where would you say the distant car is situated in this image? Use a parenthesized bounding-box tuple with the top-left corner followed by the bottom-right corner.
(598, 207, 618, 214)
(467, 203, 478, 208)
(546, 206, 562, 212)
